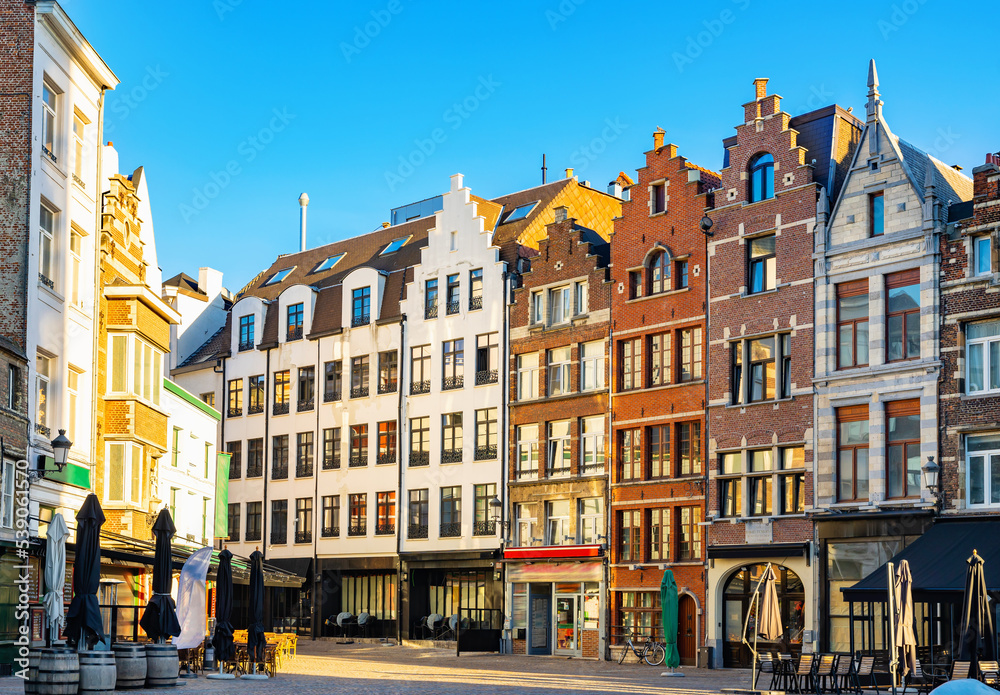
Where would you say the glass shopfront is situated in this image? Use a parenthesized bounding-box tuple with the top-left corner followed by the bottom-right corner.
(722, 563, 804, 667)
(512, 580, 600, 656)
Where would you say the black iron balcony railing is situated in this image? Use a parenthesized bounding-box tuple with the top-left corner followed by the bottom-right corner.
(297, 398, 314, 412)
(286, 326, 303, 341)
(376, 451, 396, 465)
(377, 381, 397, 395)
(246, 462, 263, 478)
(321, 526, 339, 538)
(228, 406, 242, 418)
(38, 273, 54, 290)
(517, 467, 538, 480)
(238, 340, 254, 352)
(42, 146, 56, 163)
(348, 525, 366, 537)
(295, 530, 312, 544)
(473, 520, 497, 536)
(440, 522, 461, 538)
(474, 445, 497, 461)
(410, 380, 430, 395)
(270, 530, 287, 545)
(228, 530, 240, 543)
(446, 300, 460, 315)
(350, 386, 369, 399)
(425, 304, 438, 319)
(322, 455, 340, 470)
(375, 523, 395, 536)
(295, 462, 314, 478)
(323, 389, 341, 403)
(408, 524, 428, 539)
(475, 369, 498, 386)
(349, 454, 367, 468)
(271, 464, 288, 480)
(548, 464, 572, 478)
(469, 295, 483, 311)
(273, 401, 289, 416)
(248, 403, 264, 415)
(409, 451, 429, 467)
(441, 449, 462, 464)
(351, 313, 370, 328)
(442, 375, 463, 391)
(229, 459, 241, 479)
(245, 528, 261, 542)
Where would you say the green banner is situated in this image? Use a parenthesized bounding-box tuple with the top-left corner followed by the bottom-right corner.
(215, 452, 230, 537)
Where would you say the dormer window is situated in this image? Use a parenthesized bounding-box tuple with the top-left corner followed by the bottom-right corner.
(501, 202, 537, 224)
(352, 287, 371, 327)
(312, 253, 345, 273)
(748, 153, 774, 203)
(239, 315, 255, 351)
(287, 303, 304, 341)
(380, 237, 410, 255)
(263, 267, 294, 286)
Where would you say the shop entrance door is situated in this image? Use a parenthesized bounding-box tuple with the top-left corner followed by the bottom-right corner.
(554, 595, 578, 655)
(528, 586, 551, 655)
(679, 595, 696, 665)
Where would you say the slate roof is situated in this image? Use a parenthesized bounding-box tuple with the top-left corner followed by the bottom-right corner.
(894, 136, 973, 205)
(163, 272, 202, 295)
(488, 178, 575, 249)
(178, 317, 230, 369)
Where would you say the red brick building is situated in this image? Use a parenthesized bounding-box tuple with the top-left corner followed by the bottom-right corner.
(608, 130, 719, 665)
(505, 215, 611, 659)
(704, 79, 860, 667)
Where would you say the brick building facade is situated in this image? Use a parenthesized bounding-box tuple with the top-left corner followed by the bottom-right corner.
(608, 130, 718, 665)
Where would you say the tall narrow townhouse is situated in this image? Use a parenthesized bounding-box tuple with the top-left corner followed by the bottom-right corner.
(608, 130, 718, 665)
(398, 174, 507, 642)
(812, 62, 971, 655)
(505, 213, 611, 660)
(220, 217, 432, 638)
(705, 78, 861, 668)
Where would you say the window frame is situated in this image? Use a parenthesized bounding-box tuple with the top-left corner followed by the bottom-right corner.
(837, 405, 870, 502)
(967, 320, 1000, 395)
(869, 191, 885, 237)
(620, 338, 642, 391)
(837, 280, 870, 369)
(748, 152, 774, 203)
(966, 434, 1000, 508)
(649, 252, 668, 295)
(516, 352, 539, 400)
(547, 346, 572, 397)
(516, 424, 539, 480)
(747, 234, 776, 294)
(618, 428, 641, 482)
(885, 269, 921, 363)
(885, 399, 921, 500)
(678, 327, 702, 382)
(975, 235, 993, 277)
(351, 286, 371, 324)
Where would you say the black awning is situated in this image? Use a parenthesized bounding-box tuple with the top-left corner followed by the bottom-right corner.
(843, 520, 1000, 602)
(708, 542, 810, 560)
(266, 556, 313, 579)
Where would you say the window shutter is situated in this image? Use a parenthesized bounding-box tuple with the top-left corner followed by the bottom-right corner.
(886, 268, 920, 289)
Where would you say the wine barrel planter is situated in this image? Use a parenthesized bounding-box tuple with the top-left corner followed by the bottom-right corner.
(112, 643, 147, 690)
(24, 648, 42, 695)
(36, 648, 78, 695)
(79, 651, 116, 695)
(144, 643, 179, 688)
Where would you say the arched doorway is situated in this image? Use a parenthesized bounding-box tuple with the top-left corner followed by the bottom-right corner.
(678, 595, 697, 665)
(722, 563, 804, 667)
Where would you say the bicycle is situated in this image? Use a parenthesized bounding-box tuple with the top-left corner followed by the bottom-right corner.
(617, 630, 666, 666)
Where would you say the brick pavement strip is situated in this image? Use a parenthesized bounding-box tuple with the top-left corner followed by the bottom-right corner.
(0, 643, 749, 694)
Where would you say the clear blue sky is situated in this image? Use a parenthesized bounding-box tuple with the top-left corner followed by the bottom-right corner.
(65, 0, 1000, 292)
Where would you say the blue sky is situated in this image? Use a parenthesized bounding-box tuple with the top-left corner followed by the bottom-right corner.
(65, 0, 999, 292)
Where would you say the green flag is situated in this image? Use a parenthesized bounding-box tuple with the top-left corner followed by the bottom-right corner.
(214, 452, 230, 537)
(661, 569, 680, 669)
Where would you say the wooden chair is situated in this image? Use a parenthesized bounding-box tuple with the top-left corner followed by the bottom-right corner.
(775, 653, 795, 691)
(834, 653, 855, 695)
(978, 661, 1000, 687)
(790, 653, 816, 694)
(815, 654, 838, 694)
(851, 656, 879, 695)
(756, 652, 777, 690)
(908, 659, 937, 695)
(951, 661, 972, 681)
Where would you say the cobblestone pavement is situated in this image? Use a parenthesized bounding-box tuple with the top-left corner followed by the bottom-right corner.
(1, 642, 753, 694)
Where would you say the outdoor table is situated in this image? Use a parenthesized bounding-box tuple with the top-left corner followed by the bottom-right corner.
(231, 641, 279, 677)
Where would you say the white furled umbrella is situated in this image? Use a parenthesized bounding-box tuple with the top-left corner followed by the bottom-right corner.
(174, 546, 213, 649)
(894, 560, 917, 679)
(42, 512, 70, 643)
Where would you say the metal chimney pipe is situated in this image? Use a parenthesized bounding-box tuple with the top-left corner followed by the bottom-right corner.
(298, 192, 309, 252)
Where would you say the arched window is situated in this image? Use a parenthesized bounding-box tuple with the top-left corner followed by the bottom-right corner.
(649, 251, 668, 295)
(722, 563, 804, 667)
(748, 153, 774, 203)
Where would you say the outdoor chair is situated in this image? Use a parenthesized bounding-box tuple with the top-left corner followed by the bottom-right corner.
(427, 613, 446, 640)
(908, 659, 936, 695)
(834, 653, 855, 695)
(775, 653, 795, 691)
(335, 611, 355, 638)
(978, 660, 999, 687)
(815, 654, 838, 694)
(357, 612, 371, 638)
(790, 653, 816, 694)
(756, 652, 776, 690)
(850, 655, 879, 695)
(951, 660, 972, 681)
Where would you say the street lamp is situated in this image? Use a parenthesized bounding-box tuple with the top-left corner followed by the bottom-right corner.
(50, 430, 72, 472)
(489, 496, 509, 536)
(922, 456, 940, 497)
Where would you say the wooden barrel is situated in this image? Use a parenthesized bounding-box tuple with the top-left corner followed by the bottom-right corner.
(112, 643, 147, 690)
(144, 644, 179, 688)
(78, 651, 116, 695)
(24, 648, 42, 695)
(36, 648, 78, 695)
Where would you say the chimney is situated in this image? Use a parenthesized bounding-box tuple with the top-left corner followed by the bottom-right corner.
(608, 180, 622, 198)
(565, 168, 574, 179)
(753, 78, 768, 99)
(197, 267, 223, 299)
(298, 192, 309, 252)
(653, 127, 665, 150)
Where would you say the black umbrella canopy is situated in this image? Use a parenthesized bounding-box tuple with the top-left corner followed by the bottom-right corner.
(247, 550, 266, 663)
(212, 549, 235, 662)
(960, 550, 996, 674)
(139, 508, 181, 642)
(65, 494, 105, 649)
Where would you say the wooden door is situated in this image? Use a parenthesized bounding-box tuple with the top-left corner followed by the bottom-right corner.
(678, 595, 697, 665)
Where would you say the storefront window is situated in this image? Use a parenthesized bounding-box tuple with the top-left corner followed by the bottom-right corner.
(583, 583, 599, 629)
(826, 540, 902, 652)
(722, 564, 805, 667)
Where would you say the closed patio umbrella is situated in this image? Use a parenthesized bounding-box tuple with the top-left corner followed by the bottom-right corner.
(139, 508, 181, 642)
(42, 512, 69, 644)
(212, 549, 235, 663)
(757, 565, 783, 642)
(246, 550, 266, 664)
(660, 569, 680, 670)
(894, 560, 917, 679)
(960, 550, 995, 677)
(65, 494, 105, 651)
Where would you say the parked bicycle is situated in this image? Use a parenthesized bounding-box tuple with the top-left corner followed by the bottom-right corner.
(617, 630, 666, 666)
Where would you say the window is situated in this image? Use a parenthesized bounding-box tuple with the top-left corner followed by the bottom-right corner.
(629, 271, 643, 299)
(549, 286, 571, 324)
(247, 438, 263, 477)
(408, 489, 428, 537)
(617, 591, 662, 641)
(678, 507, 702, 560)
(270, 500, 288, 544)
(227, 503, 240, 542)
(446, 274, 460, 314)
(575, 281, 588, 315)
(967, 434, 1000, 507)
(377, 421, 397, 464)
(648, 425, 669, 479)
(869, 192, 884, 237)
(651, 182, 666, 214)
(247, 375, 264, 414)
(286, 302, 303, 340)
(676, 259, 689, 289)
(7, 365, 20, 411)
(171, 428, 182, 467)
(547, 420, 572, 477)
(516, 353, 539, 400)
(350, 355, 369, 397)
(440, 487, 462, 536)
(425, 279, 439, 318)
(747, 450, 773, 516)
(620, 338, 642, 390)
(679, 422, 701, 475)
(381, 236, 409, 254)
(271, 435, 288, 479)
(968, 320, 1000, 394)
(474, 484, 496, 535)
(547, 346, 572, 396)
(376, 492, 395, 534)
(580, 416, 605, 475)
(748, 235, 776, 294)
(201, 392, 215, 407)
(531, 291, 544, 324)
(105, 442, 142, 505)
(66, 367, 80, 440)
(648, 508, 670, 561)
(475, 408, 497, 460)
(837, 405, 870, 502)
(41, 82, 56, 157)
(886, 269, 920, 362)
(719, 453, 742, 518)
(169, 488, 178, 520)
(111, 336, 163, 406)
(295, 498, 312, 543)
(410, 346, 430, 393)
(516, 504, 536, 546)
(579, 498, 603, 545)
(409, 417, 429, 466)
(779, 447, 805, 514)
(226, 441, 242, 479)
(262, 267, 294, 286)
(245, 502, 262, 542)
(516, 425, 539, 479)
(323, 361, 342, 401)
(378, 351, 398, 393)
(649, 333, 670, 387)
(351, 286, 371, 326)
(350, 424, 368, 467)
(272, 370, 290, 414)
(545, 500, 570, 545)
(322, 427, 341, 470)
(239, 315, 255, 350)
(618, 428, 641, 482)
(837, 280, 869, 368)
(619, 510, 641, 562)
(69, 229, 82, 306)
(322, 495, 340, 536)
(442, 339, 463, 389)
(886, 400, 921, 499)
(39, 205, 55, 285)
(748, 153, 774, 203)
(108, 337, 126, 395)
(679, 327, 702, 382)
(649, 252, 668, 295)
(469, 268, 483, 310)
(349, 493, 367, 535)
(312, 253, 345, 273)
(0, 461, 14, 528)
(475, 333, 499, 384)
(296, 432, 314, 477)
(501, 202, 537, 223)
(976, 236, 992, 276)
(35, 354, 50, 431)
(580, 340, 605, 391)
(441, 413, 463, 462)
(297, 366, 314, 410)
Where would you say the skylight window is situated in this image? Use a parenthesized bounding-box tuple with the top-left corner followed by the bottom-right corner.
(312, 253, 345, 273)
(501, 202, 538, 224)
(380, 237, 410, 255)
(262, 267, 295, 286)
